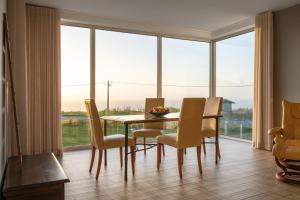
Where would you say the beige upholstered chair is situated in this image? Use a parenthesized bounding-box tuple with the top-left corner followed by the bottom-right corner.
(201, 97, 223, 157)
(269, 100, 300, 182)
(133, 98, 165, 155)
(157, 98, 206, 178)
(85, 99, 136, 180)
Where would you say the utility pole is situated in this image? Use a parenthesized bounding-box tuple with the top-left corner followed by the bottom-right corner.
(106, 80, 112, 115)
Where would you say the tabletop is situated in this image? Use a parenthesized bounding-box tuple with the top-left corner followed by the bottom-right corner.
(101, 112, 222, 124)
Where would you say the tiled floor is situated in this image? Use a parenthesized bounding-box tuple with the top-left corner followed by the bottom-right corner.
(61, 138, 300, 200)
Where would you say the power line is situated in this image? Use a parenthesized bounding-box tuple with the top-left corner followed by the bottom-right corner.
(216, 84, 253, 88)
(62, 80, 253, 88)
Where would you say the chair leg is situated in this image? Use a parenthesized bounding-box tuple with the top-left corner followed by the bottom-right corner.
(177, 149, 183, 179)
(275, 157, 287, 175)
(197, 146, 202, 175)
(182, 150, 184, 166)
(162, 144, 165, 156)
(96, 149, 103, 180)
(120, 147, 123, 168)
(217, 142, 221, 159)
(157, 143, 161, 170)
(202, 138, 206, 156)
(89, 146, 96, 173)
(134, 137, 137, 145)
(144, 137, 146, 156)
(182, 149, 184, 166)
(130, 146, 136, 176)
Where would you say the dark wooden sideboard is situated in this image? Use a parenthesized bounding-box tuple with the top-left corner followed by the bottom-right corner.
(3, 153, 69, 200)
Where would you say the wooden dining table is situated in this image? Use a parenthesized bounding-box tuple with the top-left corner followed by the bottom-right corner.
(101, 112, 222, 181)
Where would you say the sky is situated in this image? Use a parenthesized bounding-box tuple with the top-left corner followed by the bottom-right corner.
(61, 26, 254, 111)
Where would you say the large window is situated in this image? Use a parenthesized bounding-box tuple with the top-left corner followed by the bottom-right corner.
(216, 31, 254, 140)
(61, 26, 90, 147)
(60, 24, 254, 147)
(162, 38, 209, 133)
(162, 38, 210, 108)
(95, 30, 157, 135)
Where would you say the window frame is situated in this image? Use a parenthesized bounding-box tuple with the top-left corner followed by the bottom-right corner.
(60, 21, 254, 149)
(61, 22, 212, 102)
(214, 29, 255, 141)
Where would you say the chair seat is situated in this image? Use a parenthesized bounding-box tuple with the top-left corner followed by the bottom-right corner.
(157, 134, 177, 147)
(273, 139, 300, 160)
(285, 145, 300, 160)
(133, 129, 163, 138)
(284, 139, 300, 160)
(103, 134, 135, 149)
(201, 128, 216, 137)
(286, 139, 300, 147)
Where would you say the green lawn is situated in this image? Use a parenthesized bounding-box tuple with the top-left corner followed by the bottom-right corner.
(62, 119, 178, 147)
(62, 121, 252, 147)
(219, 125, 252, 140)
(62, 108, 253, 147)
(62, 124, 90, 147)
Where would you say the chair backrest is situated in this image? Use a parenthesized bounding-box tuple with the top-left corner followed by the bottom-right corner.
(84, 99, 104, 148)
(144, 98, 165, 129)
(202, 97, 223, 131)
(282, 100, 300, 139)
(176, 98, 206, 148)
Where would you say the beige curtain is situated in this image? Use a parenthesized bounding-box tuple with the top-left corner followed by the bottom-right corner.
(7, 0, 28, 156)
(253, 11, 274, 150)
(26, 5, 62, 155)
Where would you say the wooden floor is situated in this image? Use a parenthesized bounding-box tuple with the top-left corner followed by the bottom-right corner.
(61, 138, 300, 200)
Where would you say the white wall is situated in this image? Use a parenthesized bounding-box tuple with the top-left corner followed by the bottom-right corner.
(274, 4, 300, 126)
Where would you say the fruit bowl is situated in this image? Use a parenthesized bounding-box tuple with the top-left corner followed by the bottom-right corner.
(149, 106, 170, 117)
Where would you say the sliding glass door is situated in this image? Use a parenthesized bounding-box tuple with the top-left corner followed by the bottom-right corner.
(216, 31, 254, 140)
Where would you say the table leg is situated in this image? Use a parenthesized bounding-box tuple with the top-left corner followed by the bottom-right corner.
(104, 120, 107, 166)
(215, 117, 219, 164)
(124, 123, 128, 181)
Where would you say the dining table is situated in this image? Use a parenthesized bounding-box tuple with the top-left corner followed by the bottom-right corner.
(101, 112, 222, 181)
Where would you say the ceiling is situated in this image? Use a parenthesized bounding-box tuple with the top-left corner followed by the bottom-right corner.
(26, 0, 300, 37)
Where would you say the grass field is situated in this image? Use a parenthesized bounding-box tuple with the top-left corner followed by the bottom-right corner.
(62, 108, 253, 147)
(219, 124, 252, 140)
(62, 120, 178, 147)
(62, 123, 90, 146)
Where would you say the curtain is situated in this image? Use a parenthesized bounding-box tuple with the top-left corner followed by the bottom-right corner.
(7, 0, 28, 156)
(26, 5, 62, 155)
(253, 11, 274, 150)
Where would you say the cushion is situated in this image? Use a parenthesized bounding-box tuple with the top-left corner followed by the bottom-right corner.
(103, 134, 135, 149)
(133, 129, 162, 138)
(157, 134, 178, 148)
(201, 128, 216, 137)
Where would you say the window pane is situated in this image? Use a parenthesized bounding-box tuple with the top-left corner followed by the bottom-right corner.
(216, 31, 254, 140)
(96, 30, 157, 135)
(162, 38, 209, 133)
(61, 26, 90, 147)
(162, 38, 209, 108)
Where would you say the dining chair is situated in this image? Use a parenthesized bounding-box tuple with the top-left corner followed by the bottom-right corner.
(133, 98, 165, 156)
(157, 98, 206, 178)
(85, 99, 136, 180)
(201, 97, 223, 158)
